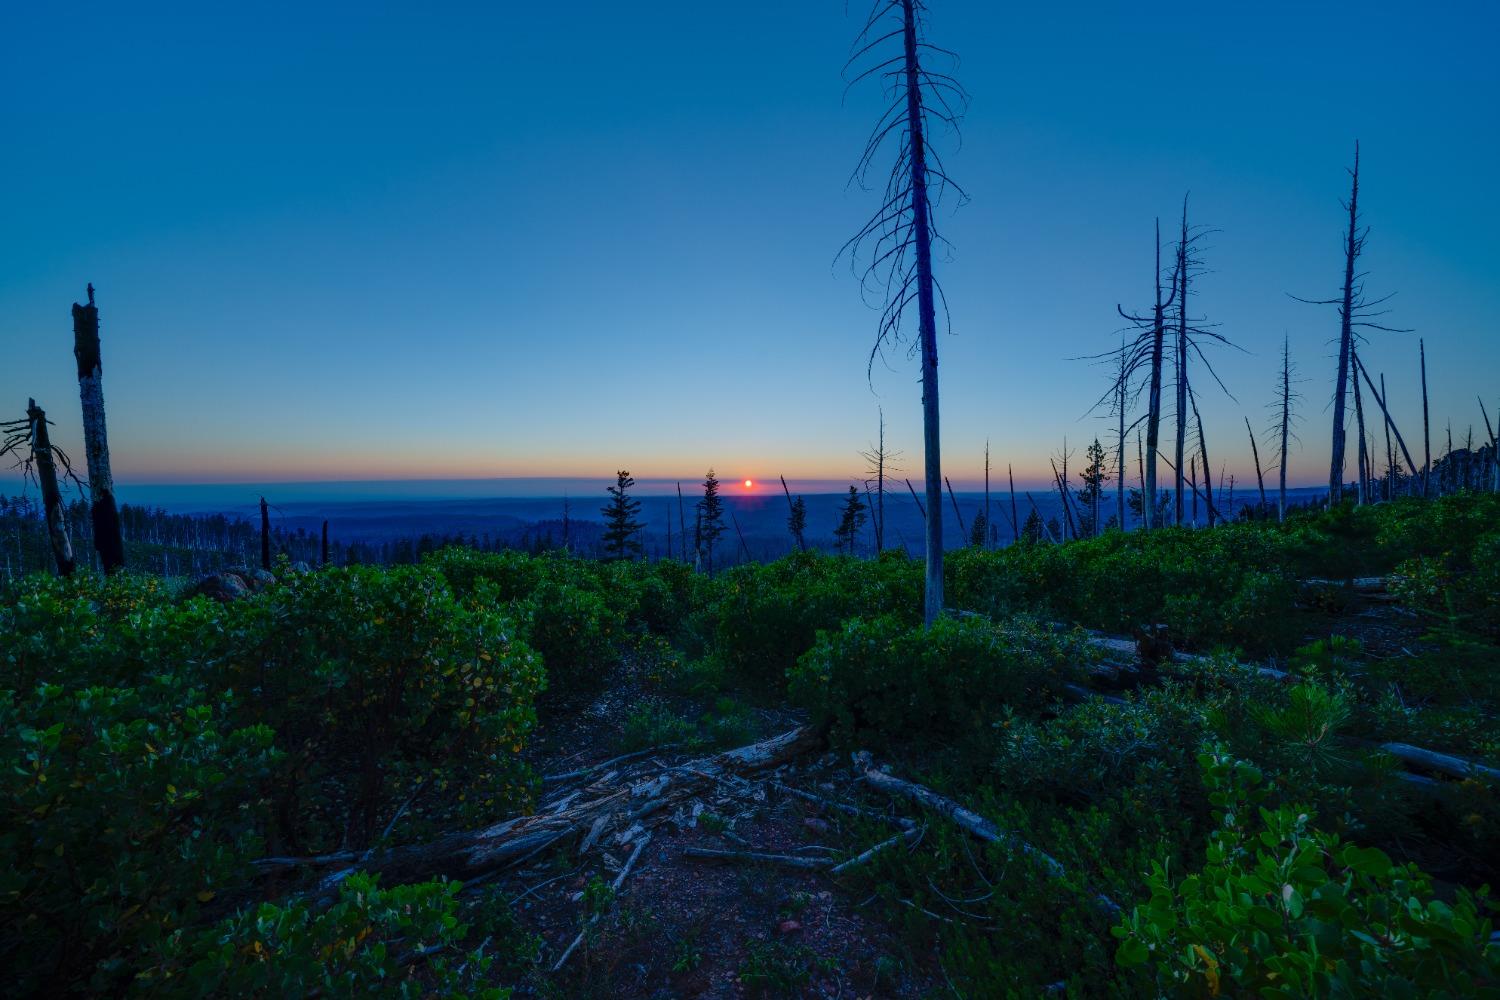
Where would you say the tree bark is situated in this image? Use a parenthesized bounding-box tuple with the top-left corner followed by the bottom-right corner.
(71, 285, 124, 574)
(901, 0, 944, 625)
(1246, 417, 1267, 515)
(27, 400, 75, 577)
(1420, 339, 1431, 497)
(1330, 143, 1360, 507)
(260, 497, 271, 571)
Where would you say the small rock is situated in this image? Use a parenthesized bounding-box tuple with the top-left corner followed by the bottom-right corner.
(184, 572, 249, 603)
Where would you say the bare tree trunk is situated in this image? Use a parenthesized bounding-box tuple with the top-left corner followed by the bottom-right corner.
(779, 475, 806, 552)
(1280, 338, 1291, 521)
(260, 497, 271, 571)
(1382, 376, 1395, 498)
(1329, 143, 1360, 507)
(1420, 339, 1431, 497)
(676, 482, 688, 561)
(1192, 395, 1215, 528)
(1173, 206, 1190, 526)
(1116, 368, 1126, 531)
(1008, 464, 1019, 544)
(944, 476, 967, 542)
(898, 0, 944, 624)
(905, 477, 926, 521)
(1144, 220, 1167, 530)
(1246, 416, 1267, 515)
(984, 440, 991, 548)
(1137, 431, 1146, 529)
(1190, 457, 1199, 525)
(1354, 354, 1420, 493)
(1050, 458, 1076, 540)
(27, 400, 75, 576)
(876, 410, 886, 551)
(1352, 346, 1369, 505)
(71, 285, 124, 574)
(1480, 397, 1499, 492)
(321, 519, 329, 566)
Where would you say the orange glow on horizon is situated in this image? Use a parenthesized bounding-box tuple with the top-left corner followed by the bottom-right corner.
(744, 479, 754, 489)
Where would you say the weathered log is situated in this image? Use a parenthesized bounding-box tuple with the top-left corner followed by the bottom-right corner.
(1302, 576, 1388, 594)
(262, 726, 822, 894)
(682, 847, 829, 870)
(26, 400, 75, 577)
(855, 754, 1119, 915)
(552, 833, 652, 972)
(1379, 743, 1500, 784)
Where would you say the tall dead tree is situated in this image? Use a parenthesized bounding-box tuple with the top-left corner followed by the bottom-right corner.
(1110, 219, 1176, 530)
(842, 0, 967, 625)
(71, 284, 125, 573)
(1351, 343, 1370, 504)
(983, 440, 992, 547)
(321, 519, 329, 566)
(1007, 464, 1019, 544)
(1294, 143, 1409, 507)
(780, 475, 807, 552)
(1, 403, 77, 576)
(860, 409, 899, 552)
(1245, 416, 1267, 515)
(1168, 197, 1235, 525)
(258, 497, 272, 571)
(1420, 339, 1431, 496)
(1271, 337, 1301, 522)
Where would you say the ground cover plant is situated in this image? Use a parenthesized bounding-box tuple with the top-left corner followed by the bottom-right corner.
(2, 494, 1498, 996)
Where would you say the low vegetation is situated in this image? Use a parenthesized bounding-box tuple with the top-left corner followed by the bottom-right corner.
(3, 494, 1498, 995)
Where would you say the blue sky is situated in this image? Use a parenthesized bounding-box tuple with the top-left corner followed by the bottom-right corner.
(2, 1, 1496, 494)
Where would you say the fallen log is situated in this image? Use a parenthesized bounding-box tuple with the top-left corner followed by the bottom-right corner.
(258, 726, 823, 896)
(1378, 743, 1500, 784)
(552, 833, 652, 972)
(854, 753, 1119, 916)
(682, 847, 830, 870)
(1302, 576, 1388, 594)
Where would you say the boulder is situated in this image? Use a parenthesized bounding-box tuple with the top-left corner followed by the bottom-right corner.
(185, 572, 250, 603)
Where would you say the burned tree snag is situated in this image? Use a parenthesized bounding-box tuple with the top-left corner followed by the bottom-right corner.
(27, 401, 75, 576)
(1421, 339, 1432, 496)
(843, 0, 967, 625)
(1246, 416, 1267, 515)
(260, 496, 271, 571)
(1329, 145, 1361, 505)
(321, 519, 330, 567)
(71, 284, 124, 574)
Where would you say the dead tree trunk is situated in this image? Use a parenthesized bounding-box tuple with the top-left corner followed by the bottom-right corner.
(1352, 345, 1370, 505)
(1329, 144, 1360, 506)
(1173, 208, 1190, 526)
(1382, 376, 1396, 498)
(844, 0, 963, 624)
(1420, 340, 1431, 496)
(71, 284, 124, 574)
(321, 520, 329, 567)
(1145, 220, 1169, 529)
(944, 476, 967, 542)
(1278, 338, 1292, 521)
(260, 497, 271, 571)
(1245, 416, 1267, 515)
(905, 477, 926, 521)
(1192, 395, 1215, 528)
(27, 401, 76, 576)
(1007, 464, 1019, 543)
(1354, 355, 1420, 491)
(984, 440, 992, 548)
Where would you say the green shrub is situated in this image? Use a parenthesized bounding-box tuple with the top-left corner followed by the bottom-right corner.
(789, 613, 1083, 747)
(148, 874, 508, 998)
(1113, 749, 1500, 998)
(0, 682, 279, 995)
(508, 577, 625, 698)
(710, 551, 921, 689)
(222, 566, 544, 851)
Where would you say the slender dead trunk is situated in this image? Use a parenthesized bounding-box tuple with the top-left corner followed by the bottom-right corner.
(984, 441, 991, 548)
(1480, 397, 1499, 493)
(779, 475, 806, 552)
(1050, 458, 1076, 540)
(1173, 205, 1190, 526)
(71, 284, 124, 573)
(1352, 345, 1369, 505)
(260, 497, 271, 571)
(1246, 416, 1267, 515)
(1354, 354, 1420, 493)
(1420, 339, 1431, 496)
(1137, 431, 1146, 529)
(1329, 143, 1360, 507)
(321, 519, 329, 566)
(676, 482, 688, 560)
(1144, 220, 1168, 530)
(944, 476, 967, 541)
(1382, 376, 1395, 498)
(1279, 339, 1291, 521)
(1007, 464, 1019, 543)
(906, 477, 926, 520)
(1192, 395, 1215, 528)
(899, 0, 944, 623)
(1190, 457, 1199, 525)
(1116, 369, 1126, 531)
(27, 400, 76, 576)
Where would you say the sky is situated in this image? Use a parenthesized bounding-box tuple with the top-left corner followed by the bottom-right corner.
(2, 1, 1497, 497)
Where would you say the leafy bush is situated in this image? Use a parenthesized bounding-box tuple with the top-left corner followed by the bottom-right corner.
(0, 682, 279, 995)
(148, 874, 508, 998)
(220, 566, 544, 851)
(789, 613, 1083, 747)
(710, 551, 921, 689)
(507, 577, 624, 698)
(1113, 749, 1500, 998)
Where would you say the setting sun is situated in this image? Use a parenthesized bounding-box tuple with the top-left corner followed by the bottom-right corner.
(744, 479, 753, 489)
